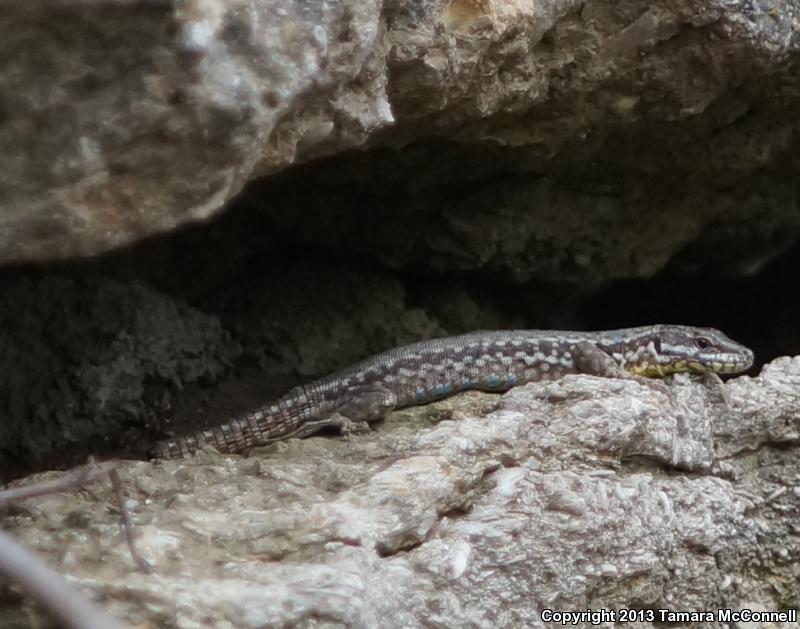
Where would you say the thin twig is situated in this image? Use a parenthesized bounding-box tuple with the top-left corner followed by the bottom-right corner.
(110, 469, 153, 574)
(0, 459, 119, 507)
(0, 528, 128, 629)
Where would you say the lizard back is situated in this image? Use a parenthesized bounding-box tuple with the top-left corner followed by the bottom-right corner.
(152, 325, 753, 458)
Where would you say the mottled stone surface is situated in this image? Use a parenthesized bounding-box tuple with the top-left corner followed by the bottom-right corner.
(2, 0, 800, 278)
(2, 2, 800, 621)
(1, 359, 798, 626)
(0, 0, 390, 261)
(0, 263, 459, 478)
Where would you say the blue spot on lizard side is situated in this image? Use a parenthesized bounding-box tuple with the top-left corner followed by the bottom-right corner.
(433, 383, 453, 397)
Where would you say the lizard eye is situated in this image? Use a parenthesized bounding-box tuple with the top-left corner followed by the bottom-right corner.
(695, 336, 712, 349)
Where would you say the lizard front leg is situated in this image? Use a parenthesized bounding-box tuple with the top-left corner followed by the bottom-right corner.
(572, 342, 669, 391)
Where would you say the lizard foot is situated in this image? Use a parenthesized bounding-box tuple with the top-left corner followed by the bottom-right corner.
(328, 412, 371, 436)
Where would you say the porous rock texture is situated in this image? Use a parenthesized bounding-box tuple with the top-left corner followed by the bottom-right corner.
(2, 0, 799, 470)
(3, 0, 800, 625)
(2, 0, 800, 279)
(2, 359, 799, 627)
(0, 264, 458, 475)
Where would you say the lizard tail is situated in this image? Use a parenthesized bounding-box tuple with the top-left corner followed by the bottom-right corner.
(150, 403, 303, 459)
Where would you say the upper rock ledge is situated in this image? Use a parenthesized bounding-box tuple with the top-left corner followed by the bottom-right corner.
(1, 0, 798, 262)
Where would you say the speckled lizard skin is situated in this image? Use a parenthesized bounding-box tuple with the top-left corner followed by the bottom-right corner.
(152, 324, 753, 459)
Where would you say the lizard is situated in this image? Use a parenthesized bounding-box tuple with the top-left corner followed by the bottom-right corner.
(152, 324, 754, 459)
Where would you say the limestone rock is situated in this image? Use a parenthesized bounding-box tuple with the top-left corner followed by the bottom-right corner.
(2, 358, 798, 626)
(2, 0, 799, 269)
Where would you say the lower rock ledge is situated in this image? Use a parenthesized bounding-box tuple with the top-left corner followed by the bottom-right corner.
(1, 358, 799, 627)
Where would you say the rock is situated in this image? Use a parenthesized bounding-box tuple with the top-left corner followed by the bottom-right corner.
(0, 0, 390, 262)
(2, 0, 799, 271)
(0, 276, 241, 474)
(2, 358, 798, 626)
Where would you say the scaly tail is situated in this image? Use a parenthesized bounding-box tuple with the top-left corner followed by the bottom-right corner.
(151, 389, 319, 459)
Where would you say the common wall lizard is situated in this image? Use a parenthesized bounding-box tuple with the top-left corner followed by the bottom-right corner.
(152, 324, 754, 459)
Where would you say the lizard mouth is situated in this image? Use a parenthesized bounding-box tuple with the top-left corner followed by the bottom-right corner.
(628, 356, 752, 377)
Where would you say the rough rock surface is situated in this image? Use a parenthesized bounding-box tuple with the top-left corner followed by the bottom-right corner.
(2, 1, 799, 623)
(2, 0, 800, 274)
(0, 264, 459, 477)
(0, 276, 241, 472)
(1, 0, 390, 261)
(2, 358, 798, 627)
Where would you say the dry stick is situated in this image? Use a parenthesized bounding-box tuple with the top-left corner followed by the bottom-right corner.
(109, 468, 153, 574)
(1, 457, 153, 575)
(0, 459, 118, 507)
(0, 528, 128, 629)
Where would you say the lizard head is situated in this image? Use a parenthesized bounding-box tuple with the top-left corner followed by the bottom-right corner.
(627, 325, 754, 377)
